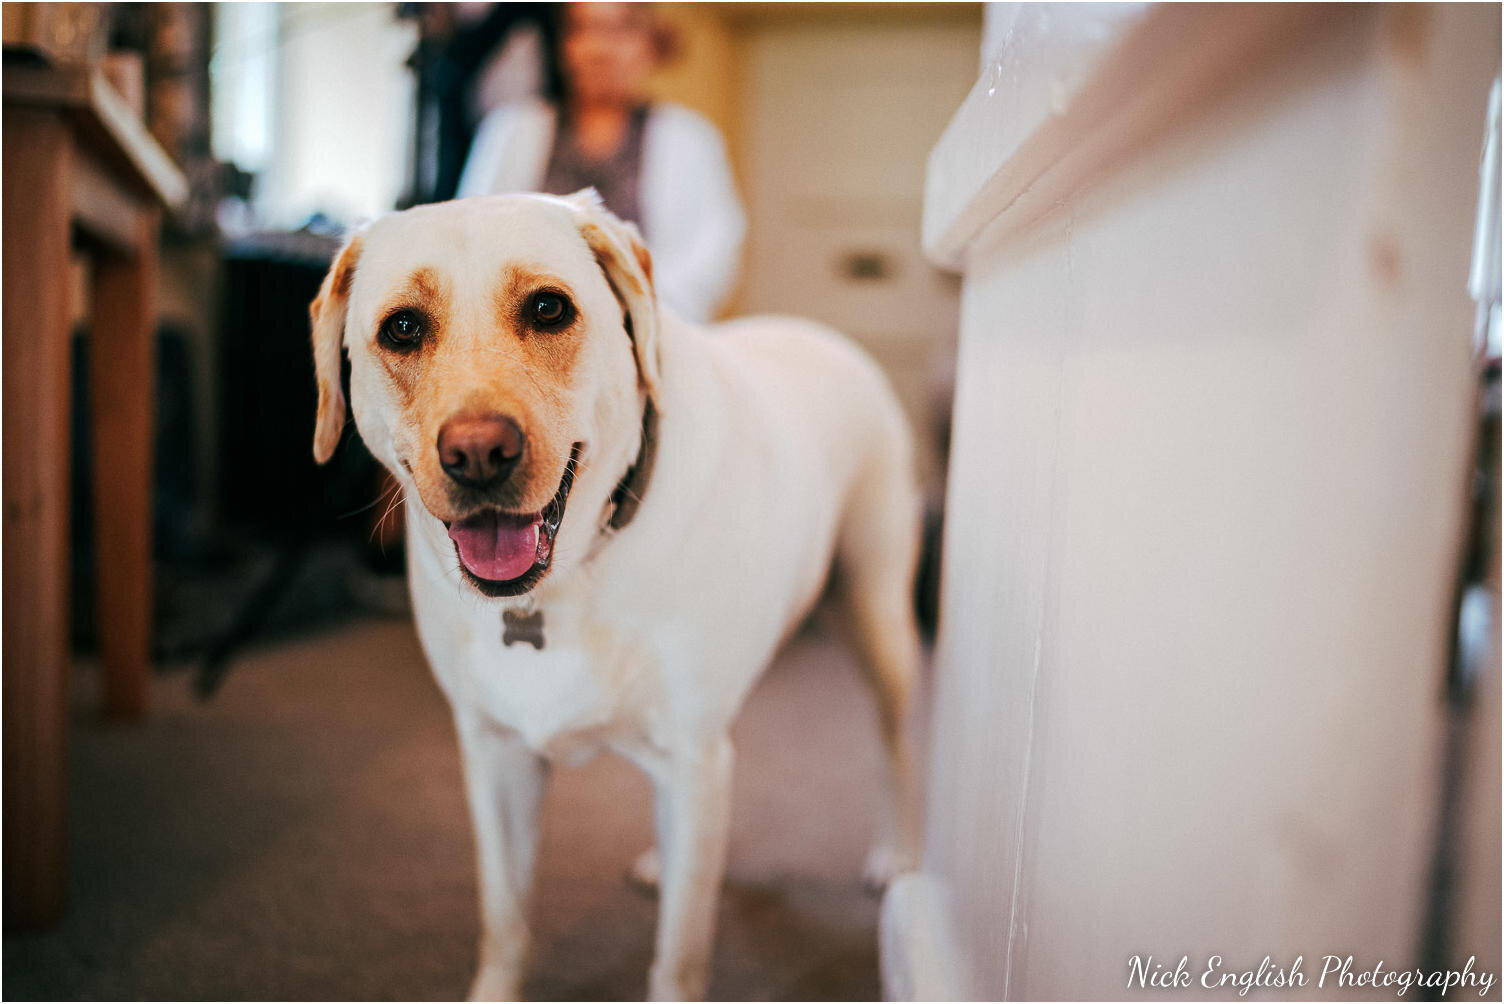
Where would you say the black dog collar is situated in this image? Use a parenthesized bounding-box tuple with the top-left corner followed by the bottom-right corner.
(606, 396, 658, 533)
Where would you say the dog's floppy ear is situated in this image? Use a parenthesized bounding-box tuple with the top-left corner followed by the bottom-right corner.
(309, 234, 363, 463)
(565, 189, 661, 405)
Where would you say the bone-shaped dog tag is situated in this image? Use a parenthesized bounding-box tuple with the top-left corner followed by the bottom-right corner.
(502, 609, 545, 650)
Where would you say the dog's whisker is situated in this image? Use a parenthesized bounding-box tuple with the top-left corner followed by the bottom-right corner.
(368, 484, 408, 548)
(343, 476, 404, 522)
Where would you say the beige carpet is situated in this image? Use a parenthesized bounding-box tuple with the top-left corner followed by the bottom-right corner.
(4, 613, 903, 1001)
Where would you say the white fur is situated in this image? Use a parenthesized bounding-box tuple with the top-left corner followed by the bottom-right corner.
(314, 194, 922, 1001)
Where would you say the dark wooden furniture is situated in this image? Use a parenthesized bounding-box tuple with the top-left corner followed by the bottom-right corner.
(2, 60, 185, 928)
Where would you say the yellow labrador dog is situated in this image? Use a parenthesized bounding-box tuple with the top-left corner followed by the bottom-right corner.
(309, 191, 921, 1001)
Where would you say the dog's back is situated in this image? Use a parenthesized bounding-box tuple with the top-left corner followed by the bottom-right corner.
(634, 315, 923, 881)
(638, 311, 921, 631)
(706, 314, 925, 885)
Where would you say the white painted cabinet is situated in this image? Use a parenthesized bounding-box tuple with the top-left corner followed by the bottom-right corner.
(883, 5, 1501, 999)
(737, 20, 979, 486)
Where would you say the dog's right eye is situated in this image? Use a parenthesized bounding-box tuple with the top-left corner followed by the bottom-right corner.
(379, 309, 425, 349)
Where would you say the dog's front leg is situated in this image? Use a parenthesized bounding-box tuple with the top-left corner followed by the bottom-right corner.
(647, 736, 733, 1001)
(455, 717, 547, 1001)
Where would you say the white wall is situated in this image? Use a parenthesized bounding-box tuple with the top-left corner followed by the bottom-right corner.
(887, 4, 1501, 999)
(213, 3, 416, 229)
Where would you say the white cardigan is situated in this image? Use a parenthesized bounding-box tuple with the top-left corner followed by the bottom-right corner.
(457, 98, 747, 323)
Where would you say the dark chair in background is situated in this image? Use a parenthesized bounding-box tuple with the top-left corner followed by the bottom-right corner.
(194, 230, 388, 696)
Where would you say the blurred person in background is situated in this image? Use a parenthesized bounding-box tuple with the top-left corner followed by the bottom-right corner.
(457, 2, 745, 322)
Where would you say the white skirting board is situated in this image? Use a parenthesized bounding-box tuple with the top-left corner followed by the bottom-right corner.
(879, 871, 966, 1001)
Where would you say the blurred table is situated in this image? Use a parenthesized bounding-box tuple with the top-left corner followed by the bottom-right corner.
(2, 58, 185, 928)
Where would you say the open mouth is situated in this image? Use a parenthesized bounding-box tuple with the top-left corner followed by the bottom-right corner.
(444, 443, 582, 597)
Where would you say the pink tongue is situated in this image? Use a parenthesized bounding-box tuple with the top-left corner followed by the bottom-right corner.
(448, 512, 542, 581)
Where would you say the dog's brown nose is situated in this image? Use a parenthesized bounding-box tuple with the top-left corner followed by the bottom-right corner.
(438, 414, 524, 489)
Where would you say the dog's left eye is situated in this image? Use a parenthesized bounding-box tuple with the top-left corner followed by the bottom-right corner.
(527, 291, 573, 328)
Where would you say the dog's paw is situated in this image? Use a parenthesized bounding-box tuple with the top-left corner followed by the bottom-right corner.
(626, 846, 661, 894)
(861, 843, 917, 894)
(468, 964, 522, 1002)
(648, 959, 708, 1001)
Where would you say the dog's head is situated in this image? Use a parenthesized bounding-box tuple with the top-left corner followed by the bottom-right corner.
(310, 191, 660, 597)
